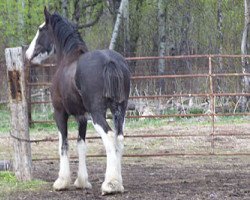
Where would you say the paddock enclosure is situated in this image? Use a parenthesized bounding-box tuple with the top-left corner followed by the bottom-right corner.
(1, 51, 250, 199)
(26, 54, 250, 157)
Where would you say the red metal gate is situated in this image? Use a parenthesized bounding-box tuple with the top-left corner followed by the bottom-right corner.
(26, 55, 250, 160)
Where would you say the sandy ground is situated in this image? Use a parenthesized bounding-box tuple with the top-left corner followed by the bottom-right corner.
(7, 156, 250, 200)
(1, 121, 250, 199)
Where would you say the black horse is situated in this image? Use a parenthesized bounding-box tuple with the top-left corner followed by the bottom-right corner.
(26, 7, 130, 195)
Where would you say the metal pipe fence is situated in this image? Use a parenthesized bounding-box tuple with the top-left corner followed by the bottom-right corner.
(26, 54, 250, 160)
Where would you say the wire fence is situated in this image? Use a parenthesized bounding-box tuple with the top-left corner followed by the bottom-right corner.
(15, 54, 250, 160)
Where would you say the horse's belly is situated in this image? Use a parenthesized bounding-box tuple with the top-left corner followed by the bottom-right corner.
(52, 61, 87, 115)
(63, 92, 86, 115)
(51, 82, 86, 116)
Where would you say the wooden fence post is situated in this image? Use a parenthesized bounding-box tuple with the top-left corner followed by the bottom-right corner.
(5, 47, 32, 181)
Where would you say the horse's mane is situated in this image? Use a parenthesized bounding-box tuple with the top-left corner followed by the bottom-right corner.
(50, 13, 88, 58)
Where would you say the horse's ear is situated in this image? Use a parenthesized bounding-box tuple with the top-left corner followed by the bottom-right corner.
(44, 6, 51, 24)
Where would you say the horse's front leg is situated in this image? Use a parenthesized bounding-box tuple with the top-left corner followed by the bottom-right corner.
(74, 116, 92, 189)
(53, 109, 71, 190)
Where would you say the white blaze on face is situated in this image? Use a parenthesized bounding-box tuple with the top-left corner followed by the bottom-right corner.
(31, 47, 54, 64)
(25, 22, 45, 61)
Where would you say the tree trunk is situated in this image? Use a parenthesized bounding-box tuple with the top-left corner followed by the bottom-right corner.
(217, 0, 223, 56)
(241, 0, 250, 57)
(109, 0, 128, 50)
(240, 0, 250, 111)
(123, 0, 130, 55)
(18, 0, 25, 44)
(126, 0, 143, 73)
(157, 0, 166, 94)
(178, 0, 192, 93)
(62, 0, 68, 18)
(73, 0, 80, 24)
(216, 0, 223, 92)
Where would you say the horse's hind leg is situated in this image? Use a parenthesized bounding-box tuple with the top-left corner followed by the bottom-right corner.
(110, 102, 127, 186)
(74, 115, 92, 189)
(91, 111, 124, 195)
(53, 109, 71, 190)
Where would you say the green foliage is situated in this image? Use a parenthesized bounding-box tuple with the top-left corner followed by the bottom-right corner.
(0, 0, 245, 59)
(126, 118, 168, 129)
(0, 1, 248, 136)
(188, 107, 204, 114)
(162, 107, 179, 115)
(29, 120, 95, 134)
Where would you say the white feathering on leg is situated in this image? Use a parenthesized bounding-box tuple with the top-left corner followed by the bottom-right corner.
(117, 135, 124, 183)
(74, 139, 92, 189)
(92, 123, 124, 195)
(53, 132, 71, 190)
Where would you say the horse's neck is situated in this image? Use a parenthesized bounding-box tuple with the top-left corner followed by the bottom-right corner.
(56, 48, 85, 67)
(54, 60, 77, 83)
(56, 54, 72, 67)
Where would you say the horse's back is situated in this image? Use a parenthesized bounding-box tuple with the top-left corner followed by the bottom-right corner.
(75, 50, 130, 111)
(77, 49, 129, 74)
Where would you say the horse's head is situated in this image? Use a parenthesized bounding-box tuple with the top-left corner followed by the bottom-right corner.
(26, 7, 54, 64)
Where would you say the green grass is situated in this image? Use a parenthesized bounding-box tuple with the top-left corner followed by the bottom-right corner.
(1, 103, 250, 135)
(29, 120, 95, 134)
(125, 115, 250, 130)
(0, 104, 94, 134)
(126, 118, 169, 129)
(0, 171, 47, 199)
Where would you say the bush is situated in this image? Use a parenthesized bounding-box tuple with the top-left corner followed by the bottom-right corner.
(188, 107, 204, 114)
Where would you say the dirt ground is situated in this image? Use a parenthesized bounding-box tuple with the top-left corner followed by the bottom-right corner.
(7, 156, 250, 200)
(2, 121, 250, 200)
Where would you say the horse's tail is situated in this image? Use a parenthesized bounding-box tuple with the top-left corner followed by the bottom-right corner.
(103, 60, 126, 103)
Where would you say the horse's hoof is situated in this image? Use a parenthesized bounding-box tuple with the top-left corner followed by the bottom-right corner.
(101, 180, 124, 195)
(53, 177, 71, 191)
(74, 178, 92, 189)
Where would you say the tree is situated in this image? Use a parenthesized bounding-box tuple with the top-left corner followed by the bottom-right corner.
(216, 0, 223, 92)
(76, 0, 104, 29)
(62, 0, 68, 18)
(157, 0, 166, 93)
(109, 0, 128, 50)
(123, 0, 130, 54)
(241, 0, 250, 58)
(240, 0, 250, 111)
